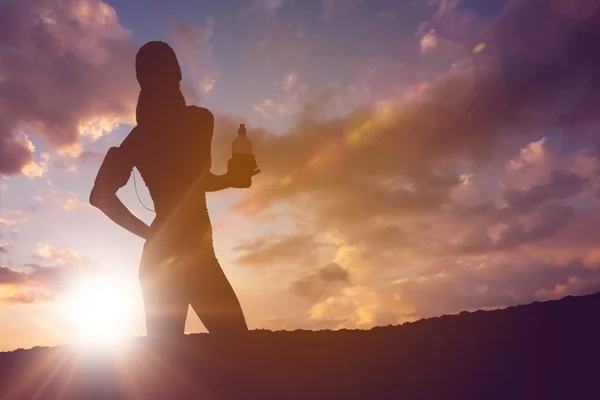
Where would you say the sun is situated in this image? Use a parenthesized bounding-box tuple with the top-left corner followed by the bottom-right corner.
(63, 274, 136, 346)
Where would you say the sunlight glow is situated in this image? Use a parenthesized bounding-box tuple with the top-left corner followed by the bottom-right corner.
(473, 42, 487, 54)
(63, 275, 136, 346)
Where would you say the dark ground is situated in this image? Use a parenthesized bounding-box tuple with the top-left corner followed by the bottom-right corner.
(1, 292, 599, 399)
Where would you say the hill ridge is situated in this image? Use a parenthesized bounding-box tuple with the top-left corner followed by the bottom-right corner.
(1, 292, 598, 399)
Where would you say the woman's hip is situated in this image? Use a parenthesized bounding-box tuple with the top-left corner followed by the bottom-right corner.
(139, 237, 217, 283)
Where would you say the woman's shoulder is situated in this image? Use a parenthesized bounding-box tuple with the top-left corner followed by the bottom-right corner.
(119, 125, 141, 151)
(185, 105, 214, 122)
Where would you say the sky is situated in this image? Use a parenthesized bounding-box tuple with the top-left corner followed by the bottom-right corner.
(2, 0, 600, 351)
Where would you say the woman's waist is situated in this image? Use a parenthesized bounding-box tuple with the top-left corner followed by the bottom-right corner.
(151, 188, 207, 213)
(145, 217, 214, 258)
(151, 211, 212, 237)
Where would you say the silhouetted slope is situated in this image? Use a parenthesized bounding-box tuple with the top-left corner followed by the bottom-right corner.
(1, 293, 599, 399)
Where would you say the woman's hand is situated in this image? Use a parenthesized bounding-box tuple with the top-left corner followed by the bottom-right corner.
(227, 155, 260, 188)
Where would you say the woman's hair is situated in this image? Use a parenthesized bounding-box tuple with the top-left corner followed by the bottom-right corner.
(135, 41, 186, 127)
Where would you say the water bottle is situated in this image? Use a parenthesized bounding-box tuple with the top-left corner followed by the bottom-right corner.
(232, 123, 252, 155)
(231, 124, 253, 187)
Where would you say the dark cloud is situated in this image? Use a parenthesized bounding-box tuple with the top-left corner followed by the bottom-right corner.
(77, 150, 105, 163)
(0, 266, 26, 285)
(505, 170, 588, 213)
(393, 257, 600, 320)
(319, 263, 350, 282)
(430, 0, 600, 135)
(22, 262, 81, 294)
(0, 136, 33, 176)
(234, 234, 331, 268)
(347, 224, 408, 261)
(501, 203, 576, 246)
(455, 202, 577, 255)
(292, 263, 350, 300)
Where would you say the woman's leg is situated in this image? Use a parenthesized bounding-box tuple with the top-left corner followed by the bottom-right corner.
(139, 246, 189, 340)
(141, 276, 189, 339)
(189, 256, 248, 335)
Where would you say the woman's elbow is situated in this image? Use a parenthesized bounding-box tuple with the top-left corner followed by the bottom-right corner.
(89, 185, 105, 209)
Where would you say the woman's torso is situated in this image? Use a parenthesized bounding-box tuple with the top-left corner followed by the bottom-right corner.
(130, 106, 214, 252)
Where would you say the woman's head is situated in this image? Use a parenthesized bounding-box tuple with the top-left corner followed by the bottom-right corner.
(135, 41, 186, 126)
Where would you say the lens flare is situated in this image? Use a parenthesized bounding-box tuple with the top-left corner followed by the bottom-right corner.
(63, 274, 136, 346)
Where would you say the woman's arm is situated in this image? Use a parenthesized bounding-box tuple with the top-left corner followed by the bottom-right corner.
(89, 137, 152, 240)
(204, 173, 233, 192)
(203, 161, 260, 191)
(90, 189, 152, 240)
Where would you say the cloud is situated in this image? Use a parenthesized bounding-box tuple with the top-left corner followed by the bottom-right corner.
(320, 0, 362, 22)
(171, 19, 219, 94)
(212, 0, 600, 327)
(0, 219, 16, 227)
(240, 2, 307, 69)
(51, 159, 77, 173)
(306, 254, 600, 328)
(281, 71, 298, 92)
(21, 150, 50, 179)
(252, 71, 311, 122)
(397, 257, 600, 318)
(291, 263, 350, 300)
(234, 234, 331, 269)
(77, 150, 104, 164)
(40, 179, 89, 211)
(0, 266, 26, 285)
(496, 203, 576, 250)
(63, 197, 86, 210)
(504, 171, 588, 213)
(0, 245, 90, 305)
(253, 99, 288, 119)
(33, 244, 83, 264)
(2, 291, 56, 305)
(227, 0, 600, 223)
(420, 29, 438, 54)
(0, 0, 139, 176)
(308, 284, 416, 328)
(239, 0, 290, 18)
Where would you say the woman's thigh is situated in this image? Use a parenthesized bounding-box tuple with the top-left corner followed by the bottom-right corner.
(188, 256, 248, 335)
(139, 244, 189, 339)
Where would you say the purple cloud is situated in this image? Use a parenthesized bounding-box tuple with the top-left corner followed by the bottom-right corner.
(0, 0, 138, 176)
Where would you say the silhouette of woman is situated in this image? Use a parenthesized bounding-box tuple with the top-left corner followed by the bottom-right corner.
(89, 41, 259, 340)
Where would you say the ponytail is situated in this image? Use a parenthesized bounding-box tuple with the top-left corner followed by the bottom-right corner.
(135, 86, 186, 127)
